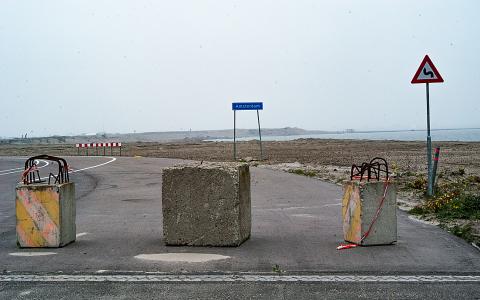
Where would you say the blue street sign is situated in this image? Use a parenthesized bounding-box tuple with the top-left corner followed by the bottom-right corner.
(232, 102, 263, 110)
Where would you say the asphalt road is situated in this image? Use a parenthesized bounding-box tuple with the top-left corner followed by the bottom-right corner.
(0, 156, 479, 299)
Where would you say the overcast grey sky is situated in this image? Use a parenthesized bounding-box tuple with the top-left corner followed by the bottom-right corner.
(1, 1, 479, 137)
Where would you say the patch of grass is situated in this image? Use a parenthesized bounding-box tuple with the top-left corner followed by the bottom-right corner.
(404, 176, 427, 190)
(409, 205, 427, 215)
(446, 224, 476, 243)
(289, 169, 318, 177)
(435, 194, 480, 220)
(272, 264, 284, 274)
(407, 177, 480, 244)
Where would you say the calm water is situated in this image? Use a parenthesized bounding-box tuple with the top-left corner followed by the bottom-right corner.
(211, 129, 480, 142)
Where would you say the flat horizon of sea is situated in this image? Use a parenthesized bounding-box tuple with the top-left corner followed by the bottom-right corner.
(208, 128, 480, 142)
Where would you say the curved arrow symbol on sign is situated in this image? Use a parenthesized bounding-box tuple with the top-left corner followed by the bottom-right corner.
(423, 67, 434, 78)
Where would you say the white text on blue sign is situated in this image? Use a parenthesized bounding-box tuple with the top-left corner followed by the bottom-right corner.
(232, 102, 263, 110)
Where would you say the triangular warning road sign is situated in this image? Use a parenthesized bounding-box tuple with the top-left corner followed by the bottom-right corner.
(411, 55, 444, 84)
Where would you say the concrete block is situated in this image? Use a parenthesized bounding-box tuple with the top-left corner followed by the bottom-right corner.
(162, 162, 251, 246)
(16, 183, 76, 248)
(342, 180, 397, 245)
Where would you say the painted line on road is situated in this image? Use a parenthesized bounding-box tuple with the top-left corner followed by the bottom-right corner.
(8, 252, 57, 257)
(0, 157, 116, 178)
(69, 157, 117, 174)
(37, 157, 117, 181)
(0, 275, 479, 283)
(134, 253, 230, 263)
(0, 166, 23, 173)
(76, 232, 89, 238)
(0, 160, 49, 176)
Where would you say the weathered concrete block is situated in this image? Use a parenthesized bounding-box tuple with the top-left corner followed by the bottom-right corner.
(342, 180, 397, 245)
(162, 162, 251, 246)
(16, 183, 76, 248)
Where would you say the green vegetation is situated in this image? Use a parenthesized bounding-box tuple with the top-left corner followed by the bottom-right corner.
(407, 171, 480, 244)
(272, 264, 284, 274)
(404, 176, 427, 190)
(289, 168, 318, 177)
(443, 223, 476, 243)
(410, 179, 480, 221)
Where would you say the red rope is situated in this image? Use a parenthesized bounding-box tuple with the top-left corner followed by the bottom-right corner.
(21, 164, 38, 184)
(337, 179, 390, 250)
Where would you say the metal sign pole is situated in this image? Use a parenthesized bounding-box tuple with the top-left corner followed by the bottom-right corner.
(233, 110, 237, 161)
(426, 82, 433, 196)
(232, 102, 263, 161)
(257, 109, 263, 160)
(411, 55, 443, 196)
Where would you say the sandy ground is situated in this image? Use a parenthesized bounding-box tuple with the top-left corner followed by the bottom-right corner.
(1, 138, 479, 175)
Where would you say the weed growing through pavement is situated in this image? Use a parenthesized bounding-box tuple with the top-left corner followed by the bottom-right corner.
(272, 264, 284, 274)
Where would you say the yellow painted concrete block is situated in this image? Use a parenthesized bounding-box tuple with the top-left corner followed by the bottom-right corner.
(342, 182, 362, 244)
(342, 180, 397, 246)
(16, 183, 75, 248)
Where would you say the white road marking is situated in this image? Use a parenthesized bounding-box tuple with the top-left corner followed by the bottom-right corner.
(0, 167, 23, 173)
(291, 214, 317, 218)
(0, 157, 115, 178)
(38, 157, 117, 181)
(322, 203, 342, 207)
(19, 290, 32, 296)
(134, 253, 230, 263)
(9, 252, 57, 257)
(70, 157, 116, 174)
(76, 232, 89, 238)
(0, 160, 49, 176)
(0, 274, 479, 283)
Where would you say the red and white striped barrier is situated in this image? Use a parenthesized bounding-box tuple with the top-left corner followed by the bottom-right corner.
(75, 142, 122, 156)
(75, 143, 122, 148)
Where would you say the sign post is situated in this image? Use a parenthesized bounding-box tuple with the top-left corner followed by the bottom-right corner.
(232, 102, 264, 161)
(411, 55, 444, 196)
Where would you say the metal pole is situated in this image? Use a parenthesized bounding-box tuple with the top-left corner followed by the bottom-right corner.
(233, 110, 237, 161)
(432, 147, 440, 194)
(257, 109, 263, 160)
(426, 82, 433, 196)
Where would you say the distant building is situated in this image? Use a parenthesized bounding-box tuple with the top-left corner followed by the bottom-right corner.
(344, 129, 355, 133)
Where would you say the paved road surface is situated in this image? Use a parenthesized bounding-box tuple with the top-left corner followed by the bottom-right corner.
(0, 156, 479, 299)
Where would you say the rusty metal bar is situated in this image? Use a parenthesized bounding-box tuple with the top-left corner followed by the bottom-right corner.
(351, 157, 389, 182)
(22, 155, 70, 185)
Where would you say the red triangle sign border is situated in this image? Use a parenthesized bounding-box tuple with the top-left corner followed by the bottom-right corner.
(411, 55, 444, 84)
